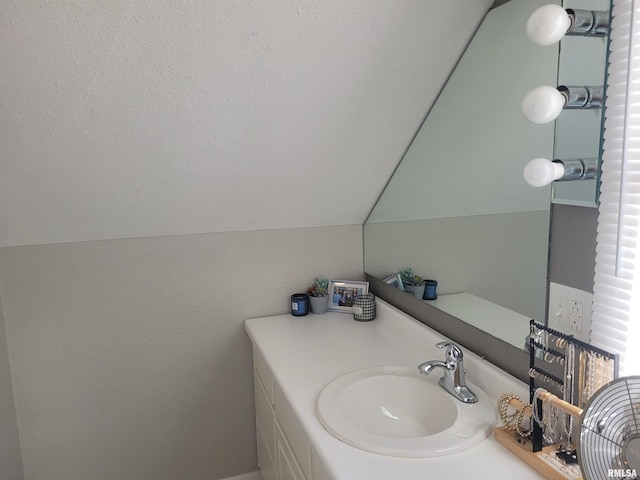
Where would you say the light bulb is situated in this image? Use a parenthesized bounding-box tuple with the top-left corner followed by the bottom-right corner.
(523, 158, 565, 187)
(522, 86, 566, 124)
(526, 4, 571, 46)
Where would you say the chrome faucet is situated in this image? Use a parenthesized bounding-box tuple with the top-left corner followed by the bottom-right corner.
(418, 341, 478, 403)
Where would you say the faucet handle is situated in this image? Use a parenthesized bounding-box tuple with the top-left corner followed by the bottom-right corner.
(436, 341, 464, 361)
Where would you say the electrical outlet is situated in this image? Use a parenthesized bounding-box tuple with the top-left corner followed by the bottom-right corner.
(569, 300, 583, 331)
(548, 282, 592, 343)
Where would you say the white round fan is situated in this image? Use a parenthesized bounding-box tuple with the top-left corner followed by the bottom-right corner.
(578, 376, 640, 480)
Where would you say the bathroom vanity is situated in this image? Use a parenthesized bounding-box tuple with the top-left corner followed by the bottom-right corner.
(245, 299, 544, 480)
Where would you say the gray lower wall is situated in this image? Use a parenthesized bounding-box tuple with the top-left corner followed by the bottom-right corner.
(0, 225, 363, 480)
(0, 294, 24, 480)
(548, 203, 598, 292)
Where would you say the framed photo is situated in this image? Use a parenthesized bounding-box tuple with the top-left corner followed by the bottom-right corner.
(383, 273, 405, 291)
(328, 280, 369, 313)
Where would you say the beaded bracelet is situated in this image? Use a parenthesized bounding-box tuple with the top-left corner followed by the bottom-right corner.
(497, 393, 532, 438)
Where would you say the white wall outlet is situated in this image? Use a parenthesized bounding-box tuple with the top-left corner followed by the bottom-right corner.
(548, 282, 592, 343)
(568, 300, 583, 332)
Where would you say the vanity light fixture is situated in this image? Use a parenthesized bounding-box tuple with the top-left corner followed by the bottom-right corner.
(522, 85, 603, 124)
(523, 157, 597, 187)
(526, 4, 610, 46)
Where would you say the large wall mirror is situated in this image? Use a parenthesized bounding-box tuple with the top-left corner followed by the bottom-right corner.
(364, 0, 609, 378)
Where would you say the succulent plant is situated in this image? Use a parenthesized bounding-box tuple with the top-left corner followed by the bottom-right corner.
(308, 277, 329, 297)
(400, 268, 423, 286)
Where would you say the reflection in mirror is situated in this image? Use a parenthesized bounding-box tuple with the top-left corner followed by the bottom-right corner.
(365, 0, 558, 350)
(552, 0, 609, 206)
(364, 0, 609, 365)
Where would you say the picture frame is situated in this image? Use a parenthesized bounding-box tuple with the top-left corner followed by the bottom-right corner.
(328, 280, 369, 313)
(382, 273, 405, 291)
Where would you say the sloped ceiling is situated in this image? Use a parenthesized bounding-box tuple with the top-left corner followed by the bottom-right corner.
(0, 0, 492, 248)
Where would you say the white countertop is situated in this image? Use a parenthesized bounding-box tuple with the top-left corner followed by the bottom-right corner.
(245, 299, 544, 480)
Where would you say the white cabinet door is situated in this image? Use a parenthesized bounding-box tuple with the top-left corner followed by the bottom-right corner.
(257, 422, 277, 480)
(311, 448, 333, 480)
(275, 382, 310, 478)
(255, 369, 277, 480)
(254, 371, 275, 464)
(276, 423, 306, 480)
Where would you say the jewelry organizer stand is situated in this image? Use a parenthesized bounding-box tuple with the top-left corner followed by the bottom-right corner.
(494, 320, 618, 480)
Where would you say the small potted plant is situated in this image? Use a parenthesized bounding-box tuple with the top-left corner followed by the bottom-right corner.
(308, 277, 330, 314)
(400, 268, 425, 299)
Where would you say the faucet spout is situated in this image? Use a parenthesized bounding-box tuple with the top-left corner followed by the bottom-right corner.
(417, 360, 450, 376)
(417, 342, 478, 403)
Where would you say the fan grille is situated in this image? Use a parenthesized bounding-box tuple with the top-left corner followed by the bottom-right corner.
(578, 376, 640, 480)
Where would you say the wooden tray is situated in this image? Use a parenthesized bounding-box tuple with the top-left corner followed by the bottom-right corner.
(494, 427, 582, 480)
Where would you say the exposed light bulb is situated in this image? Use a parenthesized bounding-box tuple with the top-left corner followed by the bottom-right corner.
(523, 158, 564, 187)
(522, 86, 566, 124)
(526, 4, 572, 46)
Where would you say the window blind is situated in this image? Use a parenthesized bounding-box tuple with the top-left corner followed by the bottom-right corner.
(592, 0, 640, 375)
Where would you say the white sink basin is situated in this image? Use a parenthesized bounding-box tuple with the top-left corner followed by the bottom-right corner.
(316, 365, 496, 457)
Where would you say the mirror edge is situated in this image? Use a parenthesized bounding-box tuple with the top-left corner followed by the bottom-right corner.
(367, 273, 530, 384)
(490, 0, 513, 8)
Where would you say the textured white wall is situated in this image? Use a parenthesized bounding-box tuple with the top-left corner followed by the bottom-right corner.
(0, 225, 363, 480)
(0, 1, 494, 478)
(0, 296, 24, 480)
(0, 0, 491, 248)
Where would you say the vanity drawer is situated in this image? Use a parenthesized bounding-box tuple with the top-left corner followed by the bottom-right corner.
(253, 345, 275, 405)
(275, 381, 310, 479)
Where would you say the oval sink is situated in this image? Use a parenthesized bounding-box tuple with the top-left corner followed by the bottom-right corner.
(316, 365, 496, 457)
